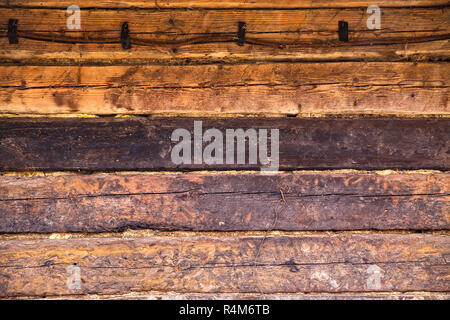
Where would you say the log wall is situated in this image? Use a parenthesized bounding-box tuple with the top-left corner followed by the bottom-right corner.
(0, 0, 448, 300)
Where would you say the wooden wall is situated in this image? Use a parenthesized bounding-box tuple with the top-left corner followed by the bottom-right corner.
(0, 0, 448, 299)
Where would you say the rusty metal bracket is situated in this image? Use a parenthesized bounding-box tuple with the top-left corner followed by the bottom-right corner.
(237, 21, 246, 46)
(8, 19, 18, 44)
(121, 22, 131, 49)
(338, 21, 349, 42)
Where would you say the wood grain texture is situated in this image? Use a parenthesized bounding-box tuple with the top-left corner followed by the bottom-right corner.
(0, 117, 448, 171)
(1, 7, 448, 63)
(3, 40, 447, 64)
(0, 62, 448, 115)
(0, 234, 448, 297)
(0, 172, 448, 233)
(2, 0, 447, 9)
(3, 8, 446, 35)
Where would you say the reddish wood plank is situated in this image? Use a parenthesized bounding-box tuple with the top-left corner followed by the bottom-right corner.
(0, 172, 448, 232)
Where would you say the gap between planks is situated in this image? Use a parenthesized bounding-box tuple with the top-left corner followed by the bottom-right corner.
(1, 230, 449, 241)
(1, 169, 448, 176)
(1, 0, 449, 9)
(2, 2, 450, 10)
(5, 291, 450, 301)
(0, 113, 449, 118)
(1, 57, 449, 66)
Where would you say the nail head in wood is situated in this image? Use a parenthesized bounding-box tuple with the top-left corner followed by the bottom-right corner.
(338, 21, 349, 42)
(121, 22, 131, 49)
(8, 19, 18, 44)
(237, 21, 246, 46)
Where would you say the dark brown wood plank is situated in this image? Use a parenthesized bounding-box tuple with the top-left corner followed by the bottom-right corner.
(0, 117, 448, 171)
(0, 62, 448, 115)
(0, 233, 448, 297)
(0, 172, 448, 233)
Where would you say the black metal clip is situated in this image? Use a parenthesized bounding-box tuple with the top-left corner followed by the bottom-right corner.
(8, 19, 18, 44)
(338, 21, 349, 42)
(237, 21, 246, 46)
(121, 22, 131, 49)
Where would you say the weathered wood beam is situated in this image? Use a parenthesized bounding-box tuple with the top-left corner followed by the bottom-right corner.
(0, 63, 448, 115)
(1, 7, 448, 63)
(0, 117, 448, 171)
(0, 172, 448, 233)
(0, 233, 448, 297)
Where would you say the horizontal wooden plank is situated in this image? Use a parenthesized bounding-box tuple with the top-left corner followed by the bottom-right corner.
(0, 234, 448, 297)
(0, 62, 448, 115)
(2, 0, 447, 9)
(3, 62, 448, 89)
(0, 118, 448, 171)
(0, 172, 448, 233)
(1, 7, 448, 62)
(3, 8, 446, 34)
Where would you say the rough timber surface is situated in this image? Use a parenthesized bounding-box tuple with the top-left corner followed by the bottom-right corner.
(0, 117, 448, 171)
(0, 62, 448, 115)
(0, 233, 449, 297)
(0, 7, 448, 63)
(0, 172, 448, 233)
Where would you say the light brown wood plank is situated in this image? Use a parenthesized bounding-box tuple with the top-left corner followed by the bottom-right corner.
(0, 62, 447, 114)
(0, 233, 448, 297)
(0, 172, 448, 233)
(1, 62, 447, 88)
(2, 8, 447, 33)
(0, 7, 448, 63)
